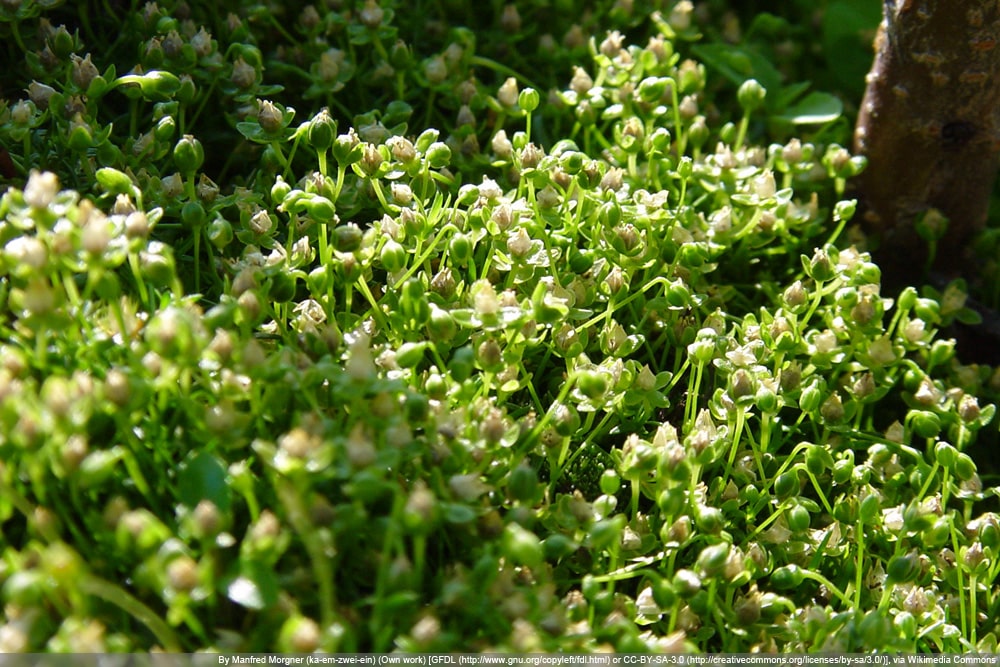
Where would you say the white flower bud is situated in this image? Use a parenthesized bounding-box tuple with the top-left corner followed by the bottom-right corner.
(24, 170, 60, 209)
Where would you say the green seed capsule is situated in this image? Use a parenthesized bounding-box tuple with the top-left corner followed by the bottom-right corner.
(267, 272, 296, 303)
(894, 611, 917, 639)
(911, 410, 941, 438)
(542, 534, 577, 560)
(770, 564, 804, 589)
(922, 516, 952, 549)
(774, 471, 799, 501)
(786, 503, 811, 533)
(181, 201, 206, 228)
(502, 523, 543, 569)
(886, 552, 920, 584)
(395, 342, 425, 369)
(173, 134, 204, 173)
(333, 224, 363, 252)
(379, 239, 406, 272)
(696, 542, 731, 576)
(859, 493, 881, 525)
(588, 516, 625, 551)
(518, 87, 540, 112)
(954, 453, 977, 481)
(652, 578, 676, 609)
(448, 232, 472, 266)
(599, 470, 620, 495)
(672, 569, 702, 597)
(696, 505, 724, 534)
(508, 464, 539, 504)
(207, 217, 233, 249)
(448, 346, 475, 382)
(934, 441, 958, 468)
(307, 196, 336, 223)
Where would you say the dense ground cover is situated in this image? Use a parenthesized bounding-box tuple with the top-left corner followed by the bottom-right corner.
(1, 0, 999, 653)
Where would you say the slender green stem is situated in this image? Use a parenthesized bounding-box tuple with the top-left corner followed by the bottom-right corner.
(80, 576, 182, 651)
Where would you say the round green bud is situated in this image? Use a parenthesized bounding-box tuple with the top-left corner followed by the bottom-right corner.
(518, 87, 540, 113)
(181, 201, 206, 228)
(737, 79, 766, 113)
(173, 134, 204, 173)
(207, 217, 233, 249)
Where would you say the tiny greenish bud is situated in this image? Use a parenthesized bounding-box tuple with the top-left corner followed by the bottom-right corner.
(688, 115, 709, 149)
(71, 53, 99, 91)
(729, 368, 754, 402)
(820, 392, 845, 423)
(599, 469, 620, 496)
(11, 99, 35, 126)
(167, 555, 199, 592)
(333, 129, 363, 166)
(696, 505, 724, 534)
(851, 295, 876, 325)
(257, 99, 284, 134)
(852, 372, 876, 400)
(359, 143, 384, 176)
(958, 394, 981, 423)
(783, 280, 806, 309)
(832, 456, 854, 485)
(359, 0, 384, 28)
(67, 115, 94, 150)
(231, 55, 256, 89)
(249, 209, 273, 235)
(497, 3, 521, 32)
(177, 74, 197, 104)
(519, 87, 540, 113)
(307, 195, 336, 223)
(805, 247, 835, 282)
(927, 339, 955, 368)
(307, 108, 337, 153)
(737, 78, 766, 113)
(173, 134, 204, 173)
(271, 176, 291, 206)
(423, 55, 448, 85)
(195, 173, 219, 203)
(570, 66, 593, 95)
(192, 499, 222, 539)
(280, 616, 321, 653)
(497, 77, 519, 108)
(27, 81, 56, 110)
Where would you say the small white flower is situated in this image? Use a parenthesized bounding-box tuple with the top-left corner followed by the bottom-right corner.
(478, 176, 503, 200)
(497, 77, 519, 108)
(506, 226, 532, 257)
(24, 171, 60, 210)
(813, 330, 838, 354)
(5, 236, 47, 269)
(903, 318, 927, 343)
(752, 170, 776, 199)
(868, 335, 896, 365)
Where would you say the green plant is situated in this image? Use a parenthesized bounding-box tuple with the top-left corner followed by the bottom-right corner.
(0, 0, 998, 654)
